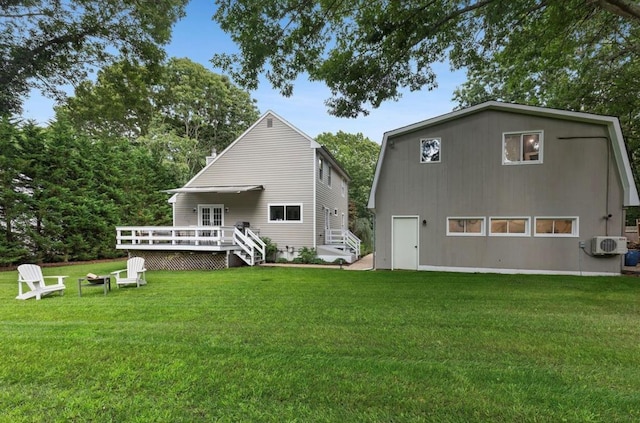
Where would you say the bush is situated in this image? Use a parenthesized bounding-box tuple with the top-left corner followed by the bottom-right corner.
(261, 237, 278, 263)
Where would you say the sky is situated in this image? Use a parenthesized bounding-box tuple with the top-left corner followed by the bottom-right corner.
(21, 0, 468, 144)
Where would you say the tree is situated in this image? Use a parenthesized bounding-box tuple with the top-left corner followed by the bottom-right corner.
(156, 58, 259, 164)
(63, 58, 260, 177)
(0, 117, 30, 264)
(64, 61, 157, 139)
(212, 0, 640, 118)
(0, 0, 188, 115)
(0, 115, 182, 265)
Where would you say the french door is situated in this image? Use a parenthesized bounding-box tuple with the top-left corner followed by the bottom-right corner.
(198, 204, 224, 236)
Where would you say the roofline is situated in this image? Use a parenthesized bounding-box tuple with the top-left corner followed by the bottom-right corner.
(183, 110, 350, 188)
(368, 101, 639, 209)
(317, 145, 351, 181)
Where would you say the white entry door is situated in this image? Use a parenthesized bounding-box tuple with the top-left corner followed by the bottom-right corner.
(392, 216, 419, 270)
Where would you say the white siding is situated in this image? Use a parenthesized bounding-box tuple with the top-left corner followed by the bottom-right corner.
(316, 154, 350, 245)
(176, 113, 316, 250)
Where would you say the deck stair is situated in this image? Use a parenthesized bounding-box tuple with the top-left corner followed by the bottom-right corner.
(325, 229, 361, 258)
(233, 227, 266, 266)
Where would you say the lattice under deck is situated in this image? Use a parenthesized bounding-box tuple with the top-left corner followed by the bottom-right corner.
(134, 251, 229, 271)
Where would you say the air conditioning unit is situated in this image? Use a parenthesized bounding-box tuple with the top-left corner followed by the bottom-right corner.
(591, 236, 628, 255)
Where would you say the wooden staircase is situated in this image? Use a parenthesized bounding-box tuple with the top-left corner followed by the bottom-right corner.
(233, 227, 266, 265)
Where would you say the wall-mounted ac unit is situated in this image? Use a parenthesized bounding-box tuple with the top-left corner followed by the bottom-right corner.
(591, 236, 628, 255)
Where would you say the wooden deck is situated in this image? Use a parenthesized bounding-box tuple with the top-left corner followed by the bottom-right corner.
(116, 226, 240, 252)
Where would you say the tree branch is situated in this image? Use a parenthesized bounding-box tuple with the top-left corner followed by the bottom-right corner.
(590, 0, 640, 23)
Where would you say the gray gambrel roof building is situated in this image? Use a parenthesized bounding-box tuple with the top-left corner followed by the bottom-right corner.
(368, 101, 639, 275)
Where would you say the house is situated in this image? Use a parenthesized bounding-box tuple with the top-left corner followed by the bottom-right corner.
(116, 111, 360, 270)
(367, 101, 640, 275)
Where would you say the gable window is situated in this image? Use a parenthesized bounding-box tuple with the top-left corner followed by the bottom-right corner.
(534, 217, 578, 237)
(328, 164, 332, 187)
(503, 131, 543, 164)
(341, 179, 346, 197)
(420, 138, 441, 163)
(318, 158, 324, 181)
(447, 217, 485, 236)
(269, 204, 302, 222)
(489, 217, 530, 236)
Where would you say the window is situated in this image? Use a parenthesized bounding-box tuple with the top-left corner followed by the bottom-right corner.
(328, 164, 332, 187)
(489, 217, 530, 236)
(420, 138, 441, 163)
(447, 217, 485, 236)
(269, 204, 302, 222)
(503, 131, 543, 164)
(266, 118, 273, 128)
(534, 217, 578, 237)
(341, 179, 346, 197)
(318, 158, 324, 181)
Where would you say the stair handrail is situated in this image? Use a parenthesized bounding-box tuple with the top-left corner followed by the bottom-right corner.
(233, 227, 266, 265)
(233, 228, 255, 265)
(344, 229, 361, 258)
(245, 228, 266, 261)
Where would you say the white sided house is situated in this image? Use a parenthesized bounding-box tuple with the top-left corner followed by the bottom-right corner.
(368, 101, 640, 275)
(116, 111, 360, 270)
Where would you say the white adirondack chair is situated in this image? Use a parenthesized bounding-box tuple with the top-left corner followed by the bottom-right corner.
(16, 264, 67, 300)
(111, 257, 147, 288)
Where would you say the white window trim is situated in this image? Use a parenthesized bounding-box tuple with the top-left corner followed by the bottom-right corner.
(502, 130, 544, 165)
(420, 137, 442, 163)
(268, 203, 304, 223)
(489, 216, 531, 237)
(534, 216, 579, 237)
(446, 217, 486, 236)
(318, 158, 324, 182)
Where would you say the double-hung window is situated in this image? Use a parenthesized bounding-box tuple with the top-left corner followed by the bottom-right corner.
(503, 131, 543, 164)
(269, 204, 302, 222)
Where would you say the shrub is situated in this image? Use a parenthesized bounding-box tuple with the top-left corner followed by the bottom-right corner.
(261, 237, 278, 263)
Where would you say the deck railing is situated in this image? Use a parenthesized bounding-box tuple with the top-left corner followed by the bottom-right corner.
(325, 228, 362, 258)
(116, 226, 237, 250)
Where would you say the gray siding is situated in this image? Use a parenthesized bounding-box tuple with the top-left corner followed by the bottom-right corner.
(174, 113, 316, 250)
(373, 109, 626, 274)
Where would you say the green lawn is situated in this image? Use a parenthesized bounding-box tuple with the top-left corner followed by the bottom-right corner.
(1, 262, 639, 422)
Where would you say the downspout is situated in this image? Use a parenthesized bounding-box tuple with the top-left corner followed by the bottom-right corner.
(371, 211, 376, 270)
(313, 150, 317, 250)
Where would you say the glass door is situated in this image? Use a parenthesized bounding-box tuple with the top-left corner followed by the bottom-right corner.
(198, 204, 224, 238)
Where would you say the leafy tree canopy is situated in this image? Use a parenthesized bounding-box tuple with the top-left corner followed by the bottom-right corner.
(62, 58, 260, 180)
(0, 0, 188, 116)
(212, 0, 640, 118)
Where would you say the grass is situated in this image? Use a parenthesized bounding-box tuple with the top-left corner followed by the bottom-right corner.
(0, 261, 639, 422)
